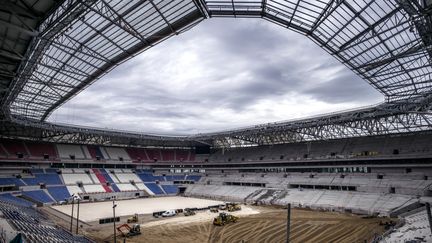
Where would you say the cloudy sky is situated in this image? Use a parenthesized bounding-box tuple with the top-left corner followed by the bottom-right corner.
(48, 18, 383, 135)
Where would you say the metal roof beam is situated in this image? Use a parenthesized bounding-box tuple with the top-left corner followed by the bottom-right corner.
(338, 6, 401, 52)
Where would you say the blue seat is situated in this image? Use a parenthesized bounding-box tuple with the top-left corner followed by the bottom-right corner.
(144, 183, 164, 195)
(137, 173, 160, 182)
(22, 190, 54, 203)
(0, 178, 25, 187)
(161, 185, 178, 194)
(0, 194, 34, 207)
(101, 170, 114, 183)
(47, 186, 70, 202)
(111, 183, 120, 192)
(23, 174, 62, 186)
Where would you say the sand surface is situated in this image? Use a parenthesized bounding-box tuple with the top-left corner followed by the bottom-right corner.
(51, 196, 224, 222)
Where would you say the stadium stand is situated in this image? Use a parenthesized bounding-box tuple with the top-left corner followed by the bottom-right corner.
(47, 186, 70, 202)
(2, 132, 429, 164)
(207, 133, 432, 163)
(145, 149, 161, 162)
(62, 173, 93, 185)
(135, 183, 155, 196)
(116, 183, 137, 191)
(99, 170, 114, 183)
(0, 145, 7, 158)
(0, 200, 91, 242)
(0, 178, 25, 187)
(66, 186, 83, 195)
(144, 183, 164, 195)
(105, 170, 120, 183)
(137, 172, 164, 182)
(21, 190, 54, 204)
(105, 147, 131, 161)
(87, 146, 105, 160)
(383, 208, 432, 242)
(161, 150, 175, 161)
(200, 172, 431, 196)
(92, 169, 112, 192)
(165, 175, 185, 181)
(56, 144, 86, 159)
(0, 194, 33, 207)
(185, 184, 416, 216)
(111, 184, 120, 192)
(115, 172, 141, 183)
(1, 140, 27, 159)
(22, 173, 62, 186)
(175, 150, 189, 161)
(189, 152, 196, 161)
(126, 147, 149, 162)
(26, 142, 58, 160)
(83, 185, 106, 193)
(161, 185, 179, 194)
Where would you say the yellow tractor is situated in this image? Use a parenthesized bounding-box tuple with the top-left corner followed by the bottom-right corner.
(227, 203, 241, 212)
(127, 214, 138, 223)
(213, 212, 238, 226)
(210, 207, 219, 213)
(183, 208, 196, 216)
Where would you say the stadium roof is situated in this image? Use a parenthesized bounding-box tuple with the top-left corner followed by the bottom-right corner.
(0, 0, 431, 147)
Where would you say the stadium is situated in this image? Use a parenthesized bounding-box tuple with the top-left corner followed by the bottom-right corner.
(0, 0, 432, 242)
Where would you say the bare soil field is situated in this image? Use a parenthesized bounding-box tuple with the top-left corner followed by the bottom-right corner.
(71, 206, 391, 243)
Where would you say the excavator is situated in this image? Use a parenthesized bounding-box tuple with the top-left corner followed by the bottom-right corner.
(227, 203, 241, 212)
(116, 224, 141, 237)
(183, 208, 196, 216)
(127, 213, 138, 223)
(213, 212, 238, 226)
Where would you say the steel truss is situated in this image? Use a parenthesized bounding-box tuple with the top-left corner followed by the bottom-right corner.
(0, 0, 432, 148)
(196, 95, 432, 147)
(2, 0, 204, 120)
(2, 95, 432, 147)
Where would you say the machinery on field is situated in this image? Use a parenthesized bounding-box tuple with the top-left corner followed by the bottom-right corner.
(183, 208, 196, 216)
(127, 214, 138, 223)
(213, 213, 238, 226)
(227, 203, 241, 212)
(116, 224, 141, 237)
(210, 207, 219, 213)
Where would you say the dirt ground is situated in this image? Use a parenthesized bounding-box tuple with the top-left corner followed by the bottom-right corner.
(61, 205, 392, 243)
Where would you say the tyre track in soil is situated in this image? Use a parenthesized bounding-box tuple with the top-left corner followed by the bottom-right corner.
(89, 208, 390, 243)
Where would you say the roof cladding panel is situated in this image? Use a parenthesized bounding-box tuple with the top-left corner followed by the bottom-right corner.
(5, 0, 204, 120)
(2, 0, 432, 125)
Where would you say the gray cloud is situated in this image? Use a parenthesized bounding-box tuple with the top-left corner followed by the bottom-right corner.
(49, 18, 383, 134)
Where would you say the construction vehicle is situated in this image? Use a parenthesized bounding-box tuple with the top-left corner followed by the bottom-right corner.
(210, 207, 219, 213)
(162, 209, 176, 217)
(227, 203, 241, 212)
(183, 208, 196, 216)
(127, 213, 138, 223)
(116, 224, 141, 237)
(219, 204, 227, 210)
(213, 212, 238, 226)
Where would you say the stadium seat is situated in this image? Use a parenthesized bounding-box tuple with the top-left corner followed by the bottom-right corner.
(47, 186, 70, 202)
